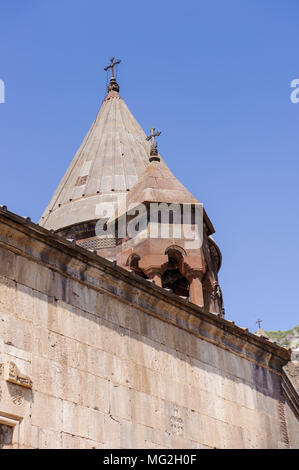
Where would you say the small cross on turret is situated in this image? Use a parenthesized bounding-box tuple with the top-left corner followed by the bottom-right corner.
(104, 57, 121, 93)
(256, 319, 262, 329)
(104, 57, 121, 78)
(146, 127, 161, 162)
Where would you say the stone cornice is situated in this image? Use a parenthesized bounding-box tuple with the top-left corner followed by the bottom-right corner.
(0, 207, 292, 375)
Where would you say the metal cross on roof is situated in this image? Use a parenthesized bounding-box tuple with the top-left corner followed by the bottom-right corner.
(104, 57, 121, 78)
(146, 127, 161, 145)
(146, 127, 161, 161)
(256, 319, 262, 328)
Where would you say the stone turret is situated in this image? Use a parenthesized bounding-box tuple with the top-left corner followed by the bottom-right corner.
(39, 63, 224, 315)
(109, 133, 224, 314)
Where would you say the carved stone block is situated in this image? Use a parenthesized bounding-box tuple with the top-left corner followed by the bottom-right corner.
(4, 362, 32, 389)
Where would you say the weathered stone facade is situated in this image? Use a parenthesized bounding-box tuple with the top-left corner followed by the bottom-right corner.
(0, 207, 298, 448)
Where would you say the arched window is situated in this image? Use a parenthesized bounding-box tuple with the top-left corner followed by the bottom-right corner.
(162, 247, 189, 297)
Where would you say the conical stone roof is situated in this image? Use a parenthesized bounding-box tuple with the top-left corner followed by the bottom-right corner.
(110, 159, 200, 224)
(126, 160, 200, 207)
(39, 87, 152, 232)
(109, 157, 215, 238)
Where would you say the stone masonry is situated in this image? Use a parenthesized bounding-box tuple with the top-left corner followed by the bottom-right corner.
(0, 207, 298, 448)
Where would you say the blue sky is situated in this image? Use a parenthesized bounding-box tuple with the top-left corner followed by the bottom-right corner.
(0, 0, 298, 333)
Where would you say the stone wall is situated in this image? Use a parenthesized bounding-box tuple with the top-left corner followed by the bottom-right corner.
(0, 209, 298, 448)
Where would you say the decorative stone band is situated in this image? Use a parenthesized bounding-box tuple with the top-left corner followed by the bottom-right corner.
(77, 237, 117, 251)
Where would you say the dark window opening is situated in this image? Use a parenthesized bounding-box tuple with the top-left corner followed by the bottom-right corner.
(162, 257, 189, 297)
(0, 423, 13, 448)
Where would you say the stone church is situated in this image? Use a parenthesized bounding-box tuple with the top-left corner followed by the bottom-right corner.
(0, 61, 298, 448)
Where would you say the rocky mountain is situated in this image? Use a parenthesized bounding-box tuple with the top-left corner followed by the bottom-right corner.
(265, 325, 299, 360)
(264, 325, 299, 393)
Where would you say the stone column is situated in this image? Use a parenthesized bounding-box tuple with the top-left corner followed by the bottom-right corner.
(139, 254, 168, 287)
(182, 255, 206, 308)
(185, 272, 204, 307)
